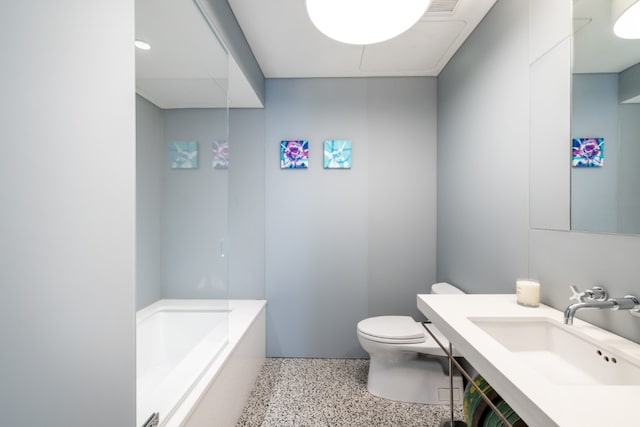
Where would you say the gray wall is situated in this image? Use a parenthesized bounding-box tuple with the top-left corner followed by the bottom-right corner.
(619, 62, 640, 102)
(137, 96, 164, 309)
(136, 105, 266, 305)
(530, 229, 640, 343)
(437, 0, 530, 293)
(0, 1, 136, 426)
(617, 102, 640, 234)
(162, 109, 230, 299)
(265, 77, 437, 357)
(229, 109, 266, 299)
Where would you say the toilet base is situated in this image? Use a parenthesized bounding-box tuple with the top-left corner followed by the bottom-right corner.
(366, 352, 463, 404)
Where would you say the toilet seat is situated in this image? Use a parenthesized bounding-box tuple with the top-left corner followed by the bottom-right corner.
(357, 316, 426, 344)
(357, 315, 452, 349)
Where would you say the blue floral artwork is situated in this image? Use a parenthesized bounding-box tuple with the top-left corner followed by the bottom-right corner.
(572, 137, 604, 167)
(281, 140, 309, 169)
(212, 140, 229, 169)
(169, 141, 198, 169)
(323, 140, 352, 169)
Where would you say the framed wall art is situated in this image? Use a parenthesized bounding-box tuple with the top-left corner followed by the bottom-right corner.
(212, 140, 229, 169)
(572, 137, 604, 167)
(323, 140, 352, 169)
(281, 140, 309, 169)
(169, 141, 198, 169)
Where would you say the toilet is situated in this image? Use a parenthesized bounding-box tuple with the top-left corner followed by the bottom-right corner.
(357, 282, 465, 404)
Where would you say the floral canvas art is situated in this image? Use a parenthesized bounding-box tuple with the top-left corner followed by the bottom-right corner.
(572, 137, 604, 167)
(323, 140, 352, 169)
(169, 141, 198, 169)
(280, 140, 309, 169)
(212, 140, 229, 169)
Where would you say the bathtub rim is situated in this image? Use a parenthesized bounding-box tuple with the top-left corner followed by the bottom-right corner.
(136, 300, 232, 324)
(136, 306, 230, 426)
(136, 299, 267, 427)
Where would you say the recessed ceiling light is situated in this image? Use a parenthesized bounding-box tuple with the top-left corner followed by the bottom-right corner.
(134, 40, 151, 50)
(614, 0, 640, 39)
(306, 0, 430, 45)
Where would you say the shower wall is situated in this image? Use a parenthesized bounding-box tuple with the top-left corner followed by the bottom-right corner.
(161, 108, 229, 299)
(136, 96, 164, 309)
(227, 109, 266, 299)
(136, 101, 265, 308)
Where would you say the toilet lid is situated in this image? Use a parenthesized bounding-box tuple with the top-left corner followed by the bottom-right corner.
(357, 316, 426, 342)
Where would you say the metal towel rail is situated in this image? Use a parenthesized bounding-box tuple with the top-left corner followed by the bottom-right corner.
(142, 412, 159, 427)
(421, 322, 514, 427)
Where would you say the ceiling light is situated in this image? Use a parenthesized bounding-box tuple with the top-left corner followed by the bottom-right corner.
(306, 0, 431, 45)
(134, 40, 151, 50)
(613, 0, 640, 39)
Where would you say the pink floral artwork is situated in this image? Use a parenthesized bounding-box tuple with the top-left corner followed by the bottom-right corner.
(212, 140, 229, 169)
(280, 140, 309, 169)
(572, 137, 604, 167)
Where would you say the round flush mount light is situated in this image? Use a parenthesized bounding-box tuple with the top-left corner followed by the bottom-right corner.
(306, 0, 431, 45)
(613, 0, 640, 39)
(134, 39, 151, 50)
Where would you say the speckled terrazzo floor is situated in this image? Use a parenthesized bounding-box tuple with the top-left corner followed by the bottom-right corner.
(236, 358, 464, 427)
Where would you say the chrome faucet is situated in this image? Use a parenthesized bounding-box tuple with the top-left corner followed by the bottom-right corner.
(563, 285, 640, 325)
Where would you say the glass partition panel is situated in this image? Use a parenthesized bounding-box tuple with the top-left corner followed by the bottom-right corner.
(135, 0, 229, 424)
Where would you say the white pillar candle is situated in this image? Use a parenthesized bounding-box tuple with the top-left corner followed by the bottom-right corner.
(516, 279, 540, 307)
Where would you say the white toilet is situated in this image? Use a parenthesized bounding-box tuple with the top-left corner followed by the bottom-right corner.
(357, 282, 465, 404)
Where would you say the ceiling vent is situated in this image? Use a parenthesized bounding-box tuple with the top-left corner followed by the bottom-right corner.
(427, 0, 459, 14)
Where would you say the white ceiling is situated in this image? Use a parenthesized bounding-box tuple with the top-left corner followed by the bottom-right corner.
(228, 0, 498, 78)
(135, 0, 640, 109)
(135, 0, 499, 108)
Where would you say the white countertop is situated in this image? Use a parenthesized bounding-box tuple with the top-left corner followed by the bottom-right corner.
(417, 294, 640, 427)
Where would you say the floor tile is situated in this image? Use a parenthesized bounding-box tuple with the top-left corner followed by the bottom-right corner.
(236, 358, 464, 427)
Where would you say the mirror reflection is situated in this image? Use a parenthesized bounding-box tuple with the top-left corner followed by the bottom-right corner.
(571, 0, 640, 234)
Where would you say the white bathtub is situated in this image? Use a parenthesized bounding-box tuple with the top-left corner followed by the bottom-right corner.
(136, 299, 266, 427)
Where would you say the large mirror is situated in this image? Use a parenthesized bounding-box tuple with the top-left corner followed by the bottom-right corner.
(571, 0, 640, 234)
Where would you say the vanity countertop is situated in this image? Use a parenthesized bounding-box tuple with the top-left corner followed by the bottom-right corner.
(418, 294, 640, 427)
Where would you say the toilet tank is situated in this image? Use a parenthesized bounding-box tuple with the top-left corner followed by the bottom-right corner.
(430, 282, 465, 295)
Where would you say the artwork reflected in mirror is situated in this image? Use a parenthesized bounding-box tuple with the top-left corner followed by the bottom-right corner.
(572, 137, 604, 167)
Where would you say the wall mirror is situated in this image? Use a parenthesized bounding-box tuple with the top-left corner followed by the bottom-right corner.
(571, 0, 640, 234)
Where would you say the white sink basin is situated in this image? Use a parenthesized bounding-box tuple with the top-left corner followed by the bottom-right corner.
(418, 294, 640, 426)
(470, 316, 640, 386)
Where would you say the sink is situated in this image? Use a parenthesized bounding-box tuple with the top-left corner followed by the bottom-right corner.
(418, 294, 640, 426)
(470, 316, 640, 386)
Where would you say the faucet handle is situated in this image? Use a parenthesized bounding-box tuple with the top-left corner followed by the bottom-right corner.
(569, 285, 585, 303)
(569, 285, 608, 303)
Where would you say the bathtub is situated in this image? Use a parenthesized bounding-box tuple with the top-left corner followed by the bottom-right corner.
(136, 299, 266, 427)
